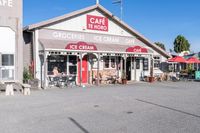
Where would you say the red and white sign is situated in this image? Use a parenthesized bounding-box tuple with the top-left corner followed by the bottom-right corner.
(126, 46, 148, 53)
(65, 42, 97, 51)
(87, 15, 108, 32)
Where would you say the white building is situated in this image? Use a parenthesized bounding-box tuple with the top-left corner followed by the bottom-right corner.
(23, 4, 170, 88)
(0, 0, 23, 82)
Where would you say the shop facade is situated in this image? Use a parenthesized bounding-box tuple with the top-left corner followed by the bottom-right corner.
(23, 4, 170, 88)
(0, 0, 23, 82)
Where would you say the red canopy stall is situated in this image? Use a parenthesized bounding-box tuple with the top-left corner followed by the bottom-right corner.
(167, 56, 186, 63)
(186, 57, 200, 70)
(167, 56, 187, 72)
(186, 57, 200, 63)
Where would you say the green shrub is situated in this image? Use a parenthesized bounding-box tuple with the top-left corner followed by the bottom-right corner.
(23, 67, 33, 83)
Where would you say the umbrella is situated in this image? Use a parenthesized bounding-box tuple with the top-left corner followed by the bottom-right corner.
(167, 56, 186, 63)
(186, 57, 199, 63)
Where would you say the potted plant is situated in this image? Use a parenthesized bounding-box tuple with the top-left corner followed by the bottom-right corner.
(121, 70, 127, 84)
(23, 67, 33, 83)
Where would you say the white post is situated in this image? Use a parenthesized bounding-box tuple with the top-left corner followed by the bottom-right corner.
(80, 53, 82, 87)
(96, 0, 99, 4)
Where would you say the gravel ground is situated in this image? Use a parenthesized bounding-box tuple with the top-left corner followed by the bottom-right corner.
(0, 81, 200, 133)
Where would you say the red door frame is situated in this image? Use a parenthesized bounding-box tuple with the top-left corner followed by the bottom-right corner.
(78, 55, 88, 84)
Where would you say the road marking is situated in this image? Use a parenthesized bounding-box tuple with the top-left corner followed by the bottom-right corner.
(136, 99, 200, 119)
(68, 117, 90, 133)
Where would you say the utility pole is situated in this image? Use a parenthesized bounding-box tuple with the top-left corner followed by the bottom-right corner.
(112, 0, 123, 21)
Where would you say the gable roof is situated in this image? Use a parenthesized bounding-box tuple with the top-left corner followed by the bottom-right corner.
(24, 4, 171, 58)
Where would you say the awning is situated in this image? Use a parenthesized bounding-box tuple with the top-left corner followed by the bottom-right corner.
(167, 56, 186, 63)
(186, 57, 200, 63)
(126, 46, 148, 53)
(39, 39, 152, 54)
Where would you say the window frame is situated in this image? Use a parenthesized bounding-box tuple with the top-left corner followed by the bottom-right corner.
(0, 53, 15, 80)
(153, 56, 161, 69)
(103, 56, 116, 69)
(2, 54, 14, 66)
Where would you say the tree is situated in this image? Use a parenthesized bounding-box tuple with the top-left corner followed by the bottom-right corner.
(173, 35, 190, 53)
(155, 42, 166, 51)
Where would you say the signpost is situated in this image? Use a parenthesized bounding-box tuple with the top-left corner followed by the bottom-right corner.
(195, 71, 200, 80)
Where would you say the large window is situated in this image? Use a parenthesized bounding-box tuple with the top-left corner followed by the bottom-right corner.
(2, 69, 14, 80)
(111, 57, 116, 68)
(136, 59, 140, 69)
(103, 56, 116, 69)
(143, 58, 149, 71)
(47, 55, 67, 74)
(68, 55, 77, 75)
(1, 54, 15, 80)
(2, 54, 14, 66)
(103, 56, 109, 68)
(154, 56, 161, 68)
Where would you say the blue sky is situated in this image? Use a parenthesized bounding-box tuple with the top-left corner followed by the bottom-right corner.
(24, 0, 200, 52)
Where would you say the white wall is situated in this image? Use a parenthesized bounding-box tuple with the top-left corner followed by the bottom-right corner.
(47, 10, 133, 37)
(0, 27, 15, 53)
(0, 27, 15, 80)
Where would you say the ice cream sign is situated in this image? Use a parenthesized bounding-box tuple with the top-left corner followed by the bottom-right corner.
(87, 15, 108, 32)
(65, 42, 97, 51)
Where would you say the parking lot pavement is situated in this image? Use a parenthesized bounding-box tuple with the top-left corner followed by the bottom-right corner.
(0, 81, 200, 133)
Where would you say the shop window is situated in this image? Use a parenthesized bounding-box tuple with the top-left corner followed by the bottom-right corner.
(69, 55, 77, 65)
(47, 55, 67, 73)
(103, 56, 116, 69)
(68, 55, 77, 75)
(2, 69, 14, 80)
(143, 58, 149, 71)
(154, 56, 161, 68)
(103, 56, 110, 68)
(111, 57, 116, 68)
(2, 54, 14, 66)
(136, 59, 140, 69)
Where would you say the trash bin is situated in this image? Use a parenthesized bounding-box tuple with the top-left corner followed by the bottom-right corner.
(195, 71, 200, 80)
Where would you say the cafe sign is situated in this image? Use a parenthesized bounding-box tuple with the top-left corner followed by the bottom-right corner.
(0, 0, 13, 7)
(0, 0, 22, 18)
(87, 15, 108, 32)
(65, 42, 97, 51)
(126, 45, 148, 53)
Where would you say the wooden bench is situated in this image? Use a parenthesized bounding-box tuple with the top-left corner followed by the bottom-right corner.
(0, 81, 31, 95)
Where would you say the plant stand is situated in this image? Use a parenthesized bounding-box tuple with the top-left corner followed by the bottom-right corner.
(148, 77, 155, 83)
(121, 79, 127, 84)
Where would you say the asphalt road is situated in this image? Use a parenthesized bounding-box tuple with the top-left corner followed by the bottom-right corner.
(0, 81, 200, 133)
